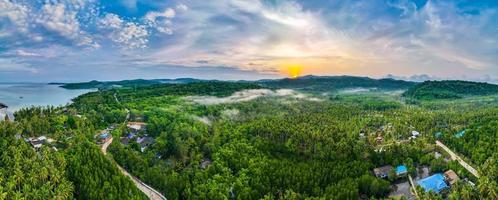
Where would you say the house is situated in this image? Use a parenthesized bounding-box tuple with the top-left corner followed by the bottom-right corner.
(411, 131, 420, 139)
(0, 104, 14, 122)
(137, 136, 154, 152)
(373, 165, 392, 179)
(28, 136, 47, 149)
(30, 139, 44, 149)
(444, 170, 459, 186)
(395, 165, 408, 177)
(127, 122, 147, 133)
(411, 131, 420, 137)
(98, 131, 111, 143)
(417, 173, 449, 193)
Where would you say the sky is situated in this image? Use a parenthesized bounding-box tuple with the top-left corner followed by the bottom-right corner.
(1, 0, 498, 82)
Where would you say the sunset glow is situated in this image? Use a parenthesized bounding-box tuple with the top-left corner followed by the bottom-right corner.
(284, 65, 303, 79)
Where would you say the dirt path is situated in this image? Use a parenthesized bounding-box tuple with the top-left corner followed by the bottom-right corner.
(436, 140, 480, 178)
(113, 93, 130, 121)
(102, 137, 167, 200)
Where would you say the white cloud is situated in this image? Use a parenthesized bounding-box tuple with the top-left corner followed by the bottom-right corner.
(0, 0, 29, 34)
(35, 3, 99, 48)
(16, 50, 40, 57)
(176, 4, 188, 12)
(144, 8, 176, 34)
(99, 14, 149, 49)
(116, 22, 149, 49)
(99, 13, 123, 29)
(37, 3, 80, 38)
(145, 8, 175, 21)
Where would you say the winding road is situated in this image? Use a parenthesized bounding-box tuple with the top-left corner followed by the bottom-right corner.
(106, 93, 166, 199)
(101, 137, 167, 200)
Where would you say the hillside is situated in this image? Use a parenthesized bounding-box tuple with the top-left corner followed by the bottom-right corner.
(60, 78, 206, 89)
(259, 75, 416, 92)
(60, 76, 416, 92)
(60, 79, 161, 89)
(402, 80, 498, 100)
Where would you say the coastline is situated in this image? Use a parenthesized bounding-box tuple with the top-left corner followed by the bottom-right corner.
(0, 83, 94, 112)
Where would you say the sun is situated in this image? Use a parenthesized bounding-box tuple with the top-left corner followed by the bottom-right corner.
(287, 65, 302, 79)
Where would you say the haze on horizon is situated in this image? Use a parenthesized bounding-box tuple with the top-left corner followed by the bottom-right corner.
(1, 0, 498, 83)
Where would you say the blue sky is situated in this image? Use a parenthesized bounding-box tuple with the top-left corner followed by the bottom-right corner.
(0, 0, 497, 82)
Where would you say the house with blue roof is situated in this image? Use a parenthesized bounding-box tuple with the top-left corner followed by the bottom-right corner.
(417, 173, 449, 193)
(395, 165, 408, 177)
(98, 131, 111, 143)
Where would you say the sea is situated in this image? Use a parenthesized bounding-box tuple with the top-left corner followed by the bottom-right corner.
(0, 83, 94, 112)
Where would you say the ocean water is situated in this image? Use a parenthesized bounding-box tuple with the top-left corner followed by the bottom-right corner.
(0, 83, 94, 112)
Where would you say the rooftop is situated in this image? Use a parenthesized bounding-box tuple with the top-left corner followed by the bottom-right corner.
(396, 165, 408, 175)
(127, 122, 147, 131)
(444, 170, 459, 185)
(417, 173, 448, 193)
(100, 133, 110, 139)
(374, 165, 393, 178)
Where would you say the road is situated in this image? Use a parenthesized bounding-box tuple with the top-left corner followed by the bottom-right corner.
(102, 137, 167, 200)
(407, 174, 419, 199)
(113, 93, 130, 121)
(436, 140, 480, 178)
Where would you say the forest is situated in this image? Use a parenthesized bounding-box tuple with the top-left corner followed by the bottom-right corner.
(1, 78, 498, 199)
(403, 80, 498, 100)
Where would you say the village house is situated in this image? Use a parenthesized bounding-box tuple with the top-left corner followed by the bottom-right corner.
(373, 165, 392, 179)
(0, 103, 14, 122)
(444, 170, 459, 186)
(98, 131, 111, 144)
(410, 131, 420, 139)
(127, 122, 147, 134)
(417, 173, 449, 194)
(137, 136, 154, 152)
(395, 165, 408, 177)
(26, 136, 47, 149)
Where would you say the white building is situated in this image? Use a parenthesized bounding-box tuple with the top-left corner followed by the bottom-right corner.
(410, 131, 420, 139)
(0, 104, 15, 122)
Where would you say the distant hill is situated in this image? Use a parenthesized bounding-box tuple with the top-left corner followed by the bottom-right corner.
(60, 75, 417, 92)
(258, 75, 416, 92)
(60, 78, 206, 89)
(402, 80, 498, 100)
